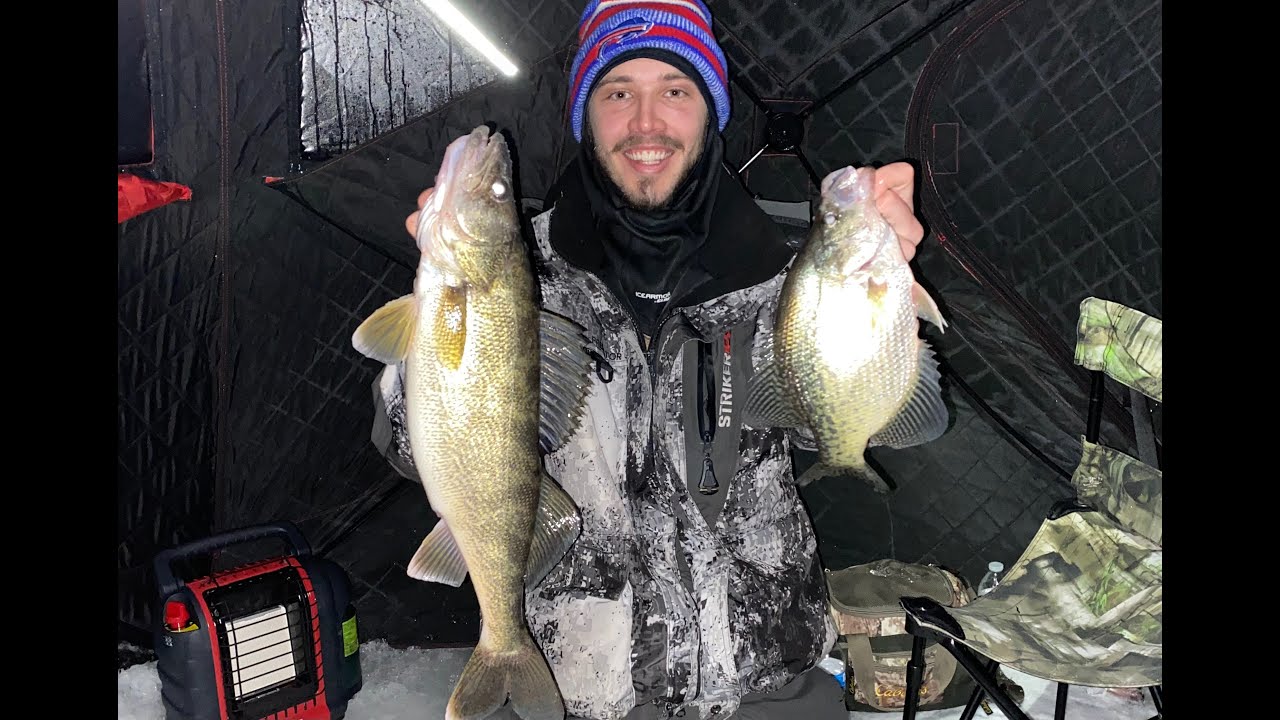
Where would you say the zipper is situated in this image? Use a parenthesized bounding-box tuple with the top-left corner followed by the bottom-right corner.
(628, 300, 704, 709)
(553, 254, 698, 500)
(830, 566, 956, 617)
(694, 338, 719, 495)
(213, 0, 232, 533)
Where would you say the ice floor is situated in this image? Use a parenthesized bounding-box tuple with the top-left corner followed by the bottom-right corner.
(117, 640, 1158, 719)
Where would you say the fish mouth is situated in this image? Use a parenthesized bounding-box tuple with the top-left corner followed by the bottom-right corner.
(817, 165, 889, 278)
(427, 126, 504, 224)
(820, 165, 873, 213)
(456, 126, 508, 198)
(416, 126, 509, 281)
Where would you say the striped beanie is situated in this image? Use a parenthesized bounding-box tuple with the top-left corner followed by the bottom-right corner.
(567, 0, 731, 143)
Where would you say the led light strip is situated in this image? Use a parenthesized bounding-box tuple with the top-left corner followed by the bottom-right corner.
(419, 0, 520, 77)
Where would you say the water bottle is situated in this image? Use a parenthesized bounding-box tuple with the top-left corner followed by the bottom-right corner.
(977, 561, 1004, 596)
(817, 655, 846, 689)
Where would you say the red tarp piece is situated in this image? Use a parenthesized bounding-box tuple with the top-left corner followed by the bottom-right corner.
(118, 173, 192, 223)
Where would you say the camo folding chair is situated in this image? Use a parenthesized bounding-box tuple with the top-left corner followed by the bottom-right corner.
(898, 297, 1163, 720)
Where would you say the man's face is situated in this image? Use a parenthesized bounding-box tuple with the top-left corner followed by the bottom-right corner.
(586, 57, 709, 210)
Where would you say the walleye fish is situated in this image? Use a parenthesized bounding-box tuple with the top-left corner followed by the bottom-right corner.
(352, 125, 592, 720)
(744, 165, 949, 493)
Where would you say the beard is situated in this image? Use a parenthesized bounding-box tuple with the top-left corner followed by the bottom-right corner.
(593, 131, 705, 211)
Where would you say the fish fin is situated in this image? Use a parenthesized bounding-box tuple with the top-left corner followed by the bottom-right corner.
(353, 294, 419, 364)
(869, 340, 949, 449)
(506, 636, 566, 720)
(526, 473, 582, 589)
(446, 635, 564, 720)
(913, 281, 947, 332)
(797, 458, 893, 495)
(538, 310, 594, 455)
(407, 519, 469, 587)
(743, 355, 808, 429)
(434, 285, 467, 371)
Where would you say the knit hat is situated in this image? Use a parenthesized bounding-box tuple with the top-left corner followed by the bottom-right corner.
(567, 0, 731, 143)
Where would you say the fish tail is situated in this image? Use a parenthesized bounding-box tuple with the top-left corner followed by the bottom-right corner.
(447, 634, 564, 720)
(794, 460, 830, 487)
(796, 457, 894, 495)
(849, 459, 893, 495)
(505, 635, 565, 720)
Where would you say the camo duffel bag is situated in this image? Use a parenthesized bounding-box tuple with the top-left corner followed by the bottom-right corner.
(825, 558, 978, 712)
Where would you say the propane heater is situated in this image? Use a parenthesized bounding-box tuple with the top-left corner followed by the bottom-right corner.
(152, 522, 363, 720)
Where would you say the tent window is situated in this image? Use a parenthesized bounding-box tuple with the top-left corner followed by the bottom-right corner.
(118, 0, 153, 167)
(299, 0, 497, 160)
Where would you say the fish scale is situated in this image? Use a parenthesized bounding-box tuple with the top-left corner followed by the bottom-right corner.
(408, 266, 542, 643)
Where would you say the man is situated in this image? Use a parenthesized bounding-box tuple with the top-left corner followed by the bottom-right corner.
(394, 1, 925, 717)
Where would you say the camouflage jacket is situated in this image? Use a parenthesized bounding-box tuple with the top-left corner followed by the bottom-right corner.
(371, 176, 836, 720)
(517, 180, 836, 720)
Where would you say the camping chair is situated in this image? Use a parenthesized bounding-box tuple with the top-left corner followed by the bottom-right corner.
(897, 296, 1162, 720)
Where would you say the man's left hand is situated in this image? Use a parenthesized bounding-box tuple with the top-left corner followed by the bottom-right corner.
(873, 162, 926, 262)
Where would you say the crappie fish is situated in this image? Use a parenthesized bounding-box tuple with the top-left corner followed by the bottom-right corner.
(744, 165, 949, 493)
(352, 125, 591, 720)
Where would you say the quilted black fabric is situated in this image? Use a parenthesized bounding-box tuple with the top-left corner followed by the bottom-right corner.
(118, 0, 302, 641)
(718, 0, 975, 197)
(918, 0, 1161, 339)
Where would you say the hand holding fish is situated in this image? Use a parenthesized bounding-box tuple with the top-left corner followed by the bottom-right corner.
(405, 187, 435, 239)
(872, 161, 925, 262)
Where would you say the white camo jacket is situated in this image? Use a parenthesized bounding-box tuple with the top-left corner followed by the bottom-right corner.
(521, 204, 835, 720)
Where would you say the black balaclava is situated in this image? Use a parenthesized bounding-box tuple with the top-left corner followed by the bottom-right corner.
(576, 48, 726, 338)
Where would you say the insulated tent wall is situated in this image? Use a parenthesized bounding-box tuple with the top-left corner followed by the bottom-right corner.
(118, 0, 1160, 652)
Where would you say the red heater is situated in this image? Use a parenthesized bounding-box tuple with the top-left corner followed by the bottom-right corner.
(152, 522, 363, 719)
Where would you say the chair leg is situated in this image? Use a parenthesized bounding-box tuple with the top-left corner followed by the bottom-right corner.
(938, 638, 1032, 720)
(957, 659, 998, 720)
(1054, 682, 1069, 720)
(902, 634, 927, 720)
(901, 598, 1032, 720)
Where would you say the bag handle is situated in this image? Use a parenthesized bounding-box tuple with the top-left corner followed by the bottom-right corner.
(846, 633, 959, 711)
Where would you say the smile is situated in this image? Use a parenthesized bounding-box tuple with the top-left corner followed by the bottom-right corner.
(623, 149, 673, 165)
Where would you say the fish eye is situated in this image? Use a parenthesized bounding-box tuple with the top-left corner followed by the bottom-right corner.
(491, 180, 507, 198)
(823, 212, 836, 226)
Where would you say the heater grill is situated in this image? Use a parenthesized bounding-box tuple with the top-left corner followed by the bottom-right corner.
(202, 564, 322, 718)
(225, 605, 300, 699)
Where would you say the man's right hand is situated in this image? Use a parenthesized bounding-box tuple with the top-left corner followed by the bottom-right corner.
(404, 187, 434, 238)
